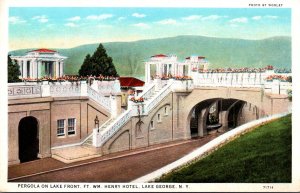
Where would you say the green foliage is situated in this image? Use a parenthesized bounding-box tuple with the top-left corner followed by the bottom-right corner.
(10, 36, 291, 77)
(158, 114, 292, 183)
(8, 55, 21, 82)
(78, 44, 118, 77)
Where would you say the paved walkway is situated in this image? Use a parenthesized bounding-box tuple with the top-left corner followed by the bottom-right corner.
(8, 133, 221, 182)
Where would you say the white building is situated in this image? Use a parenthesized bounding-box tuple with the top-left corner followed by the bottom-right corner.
(11, 48, 68, 79)
(144, 54, 209, 84)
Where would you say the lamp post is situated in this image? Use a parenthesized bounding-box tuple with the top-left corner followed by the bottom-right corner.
(94, 115, 99, 132)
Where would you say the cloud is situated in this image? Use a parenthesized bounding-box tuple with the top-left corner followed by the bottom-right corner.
(97, 24, 113, 28)
(265, 15, 278, 19)
(132, 13, 146, 18)
(65, 22, 78, 27)
(182, 15, 202, 21)
(86, 14, 113, 20)
(118, 17, 126, 21)
(67, 16, 81, 22)
(9, 16, 26, 24)
(229, 17, 248, 23)
(32, 15, 48, 23)
(252, 16, 262, 20)
(132, 23, 150, 28)
(156, 19, 177, 25)
(202, 15, 227, 21)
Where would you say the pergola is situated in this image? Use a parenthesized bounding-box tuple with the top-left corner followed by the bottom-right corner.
(11, 48, 68, 79)
(144, 54, 209, 84)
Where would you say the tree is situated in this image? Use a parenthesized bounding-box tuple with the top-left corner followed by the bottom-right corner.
(78, 44, 118, 77)
(8, 55, 21, 82)
(78, 54, 92, 76)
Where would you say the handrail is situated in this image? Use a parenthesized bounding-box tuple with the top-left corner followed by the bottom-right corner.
(97, 109, 132, 146)
(144, 82, 173, 113)
(137, 83, 155, 100)
(87, 85, 111, 112)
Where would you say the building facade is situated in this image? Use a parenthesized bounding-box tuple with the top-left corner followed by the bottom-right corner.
(7, 53, 292, 165)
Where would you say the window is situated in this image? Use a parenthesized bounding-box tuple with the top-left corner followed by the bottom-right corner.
(57, 119, 65, 136)
(68, 118, 76, 135)
(157, 114, 161, 122)
(164, 107, 168, 115)
(150, 120, 154, 129)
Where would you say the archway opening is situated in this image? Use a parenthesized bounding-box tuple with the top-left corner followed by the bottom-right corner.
(18, 116, 39, 163)
(189, 98, 220, 138)
(188, 98, 258, 138)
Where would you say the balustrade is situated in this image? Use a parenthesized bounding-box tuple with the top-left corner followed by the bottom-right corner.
(8, 85, 41, 98)
(137, 83, 155, 100)
(93, 109, 132, 147)
(87, 86, 111, 112)
(144, 82, 173, 113)
(50, 83, 81, 97)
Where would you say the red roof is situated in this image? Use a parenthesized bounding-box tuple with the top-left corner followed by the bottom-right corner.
(151, 54, 168, 58)
(29, 48, 57, 53)
(119, 77, 145, 87)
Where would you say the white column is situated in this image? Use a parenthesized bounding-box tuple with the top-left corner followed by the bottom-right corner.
(147, 63, 151, 83)
(144, 63, 148, 83)
(23, 60, 27, 78)
(30, 60, 34, 78)
(38, 60, 41, 78)
(55, 60, 59, 78)
(32, 59, 37, 79)
(17, 60, 22, 78)
(59, 61, 63, 77)
(166, 64, 169, 76)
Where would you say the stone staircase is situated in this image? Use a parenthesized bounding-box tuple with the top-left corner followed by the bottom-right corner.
(143, 90, 161, 102)
(82, 118, 115, 147)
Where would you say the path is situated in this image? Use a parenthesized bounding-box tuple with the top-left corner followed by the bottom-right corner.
(9, 133, 221, 182)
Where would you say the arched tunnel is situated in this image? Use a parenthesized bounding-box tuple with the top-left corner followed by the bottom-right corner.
(189, 98, 260, 138)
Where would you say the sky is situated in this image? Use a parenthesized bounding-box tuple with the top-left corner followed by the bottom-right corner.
(9, 7, 291, 50)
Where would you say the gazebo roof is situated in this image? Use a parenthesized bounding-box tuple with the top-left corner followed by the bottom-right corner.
(28, 48, 57, 53)
(151, 54, 168, 58)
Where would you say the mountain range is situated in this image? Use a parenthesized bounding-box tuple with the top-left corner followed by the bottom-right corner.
(9, 35, 291, 78)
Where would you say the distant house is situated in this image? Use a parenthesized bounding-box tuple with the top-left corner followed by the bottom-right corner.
(119, 77, 145, 107)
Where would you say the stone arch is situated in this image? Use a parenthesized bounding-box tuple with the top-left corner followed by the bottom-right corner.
(183, 88, 266, 118)
(147, 103, 171, 131)
(186, 97, 261, 138)
(187, 98, 221, 138)
(226, 100, 246, 129)
(108, 130, 130, 153)
(135, 121, 144, 138)
(147, 103, 172, 145)
(18, 116, 39, 163)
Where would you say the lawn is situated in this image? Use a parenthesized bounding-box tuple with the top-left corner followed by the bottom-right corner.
(158, 114, 292, 183)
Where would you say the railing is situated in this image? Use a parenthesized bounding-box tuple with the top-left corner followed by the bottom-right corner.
(144, 82, 173, 113)
(194, 72, 265, 88)
(8, 85, 42, 98)
(137, 83, 155, 100)
(87, 86, 111, 112)
(94, 109, 132, 147)
(50, 83, 81, 97)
